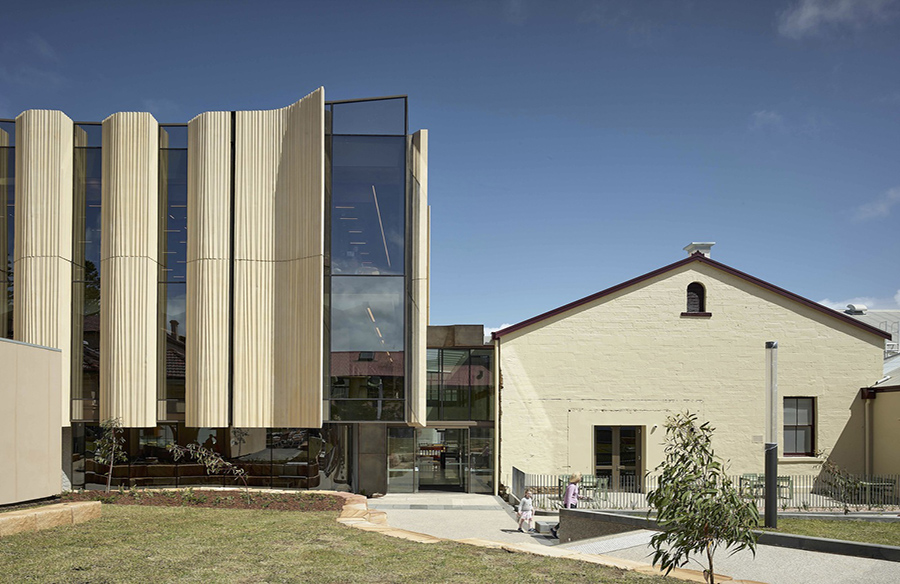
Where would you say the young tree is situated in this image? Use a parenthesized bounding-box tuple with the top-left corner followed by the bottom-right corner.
(94, 418, 127, 493)
(167, 443, 250, 502)
(647, 412, 759, 584)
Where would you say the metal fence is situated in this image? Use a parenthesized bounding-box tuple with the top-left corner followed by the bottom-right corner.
(509, 467, 900, 512)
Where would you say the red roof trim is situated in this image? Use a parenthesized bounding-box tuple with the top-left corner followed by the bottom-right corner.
(491, 253, 892, 341)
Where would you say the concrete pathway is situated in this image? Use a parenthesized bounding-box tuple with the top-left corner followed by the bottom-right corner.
(368, 492, 557, 546)
(562, 529, 900, 584)
(367, 493, 900, 584)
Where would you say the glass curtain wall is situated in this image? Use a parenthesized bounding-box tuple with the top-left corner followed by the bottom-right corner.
(72, 422, 351, 490)
(326, 98, 409, 422)
(71, 123, 102, 423)
(0, 120, 13, 339)
(426, 348, 494, 421)
(158, 125, 188, 423)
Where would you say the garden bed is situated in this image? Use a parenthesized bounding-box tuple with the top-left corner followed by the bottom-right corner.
(60, 488, 345, 512)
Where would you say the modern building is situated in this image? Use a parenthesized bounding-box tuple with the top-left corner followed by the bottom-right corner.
(491, 244, 890, 489)
(1, 89, 495, 498)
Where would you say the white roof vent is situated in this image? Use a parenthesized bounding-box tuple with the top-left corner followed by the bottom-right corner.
(845, 304, 868, 315)
(684, 242, 715, 258)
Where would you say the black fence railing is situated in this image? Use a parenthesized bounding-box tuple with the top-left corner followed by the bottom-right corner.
(508, 468, 900, 511)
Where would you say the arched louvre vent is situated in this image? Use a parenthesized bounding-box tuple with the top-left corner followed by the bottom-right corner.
(687, 282, 705, 313)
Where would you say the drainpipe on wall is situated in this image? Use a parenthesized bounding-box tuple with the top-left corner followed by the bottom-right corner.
(493, 337, 501, 497)
(864, 396, 872, 476)
(764, 341, 778, 529)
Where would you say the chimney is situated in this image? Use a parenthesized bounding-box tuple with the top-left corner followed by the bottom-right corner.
(684, 242, 715, 258)
(170, 319, 179, 338)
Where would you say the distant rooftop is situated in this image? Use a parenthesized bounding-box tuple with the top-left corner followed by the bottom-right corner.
(843, 306, 900, 359)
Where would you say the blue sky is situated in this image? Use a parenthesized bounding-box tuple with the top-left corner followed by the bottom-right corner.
(2, 0, 899, 331)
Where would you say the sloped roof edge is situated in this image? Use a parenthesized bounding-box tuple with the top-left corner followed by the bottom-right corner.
(491, 253, 892, 341)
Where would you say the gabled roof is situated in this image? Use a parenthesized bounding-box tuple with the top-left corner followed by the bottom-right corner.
(492, 253, 892, 341)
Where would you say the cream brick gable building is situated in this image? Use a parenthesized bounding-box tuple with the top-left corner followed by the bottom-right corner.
(492, 246, 889, 490)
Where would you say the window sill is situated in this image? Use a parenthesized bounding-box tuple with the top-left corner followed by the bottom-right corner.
(779, 456, 821, 464)
(680, 312, 712, 318)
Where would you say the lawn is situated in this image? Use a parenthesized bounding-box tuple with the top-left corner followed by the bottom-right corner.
(774, 518, 900, 547)
(0, 505, 667, 583)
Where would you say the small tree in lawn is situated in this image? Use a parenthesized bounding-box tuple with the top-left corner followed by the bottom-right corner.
(167, 443, 251, 503)
(94, 418, 127, 493)
(647, 412, 759, 584)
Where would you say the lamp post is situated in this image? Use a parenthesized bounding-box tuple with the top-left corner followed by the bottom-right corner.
(764, 341, 778, 528)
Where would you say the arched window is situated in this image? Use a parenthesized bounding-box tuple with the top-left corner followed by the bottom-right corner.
(686, 282, 705, 313)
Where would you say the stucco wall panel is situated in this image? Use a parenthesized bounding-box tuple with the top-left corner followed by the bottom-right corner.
(0, 339, 62, 505)
(100, 113, 159, 428)
(185, 111, 231, 427)
(499, 262, 884, 480)
(13, 110, 73, 427)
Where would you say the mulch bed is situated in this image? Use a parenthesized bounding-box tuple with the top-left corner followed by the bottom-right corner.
(58, 489, 345, 512)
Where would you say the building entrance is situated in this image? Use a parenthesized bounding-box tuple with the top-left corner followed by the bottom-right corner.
(386, 426, 493, 493)
(416, 428, 466, 491)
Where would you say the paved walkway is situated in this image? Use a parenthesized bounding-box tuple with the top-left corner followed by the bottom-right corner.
(367, 493, 900, 583)
(368, 493, 556, 546)
(568, 530, 900, 584)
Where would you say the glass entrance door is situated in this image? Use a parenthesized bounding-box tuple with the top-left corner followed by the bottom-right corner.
(387, 427, 416, 493)
(416, 428, 467, 491)
(594, 426, 642, 492)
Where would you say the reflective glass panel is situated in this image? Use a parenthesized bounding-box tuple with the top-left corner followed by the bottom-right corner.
(469, 427, 494, 494)
(329, 399, 404, 422)
(160, 125, 188, 148)
(387, 427, 416, 493)
(72, 146, 102, 415)
(75, 124, 102, 147)
(470, 349, 493, 421)
(441, 349, 469, 421)
(595, 426, 613, 467)
(331, 276, 404, 352)
(426, 349, 441, 419)
(331, 136, 405, 275)
(784, 399, 797, 425)
(159, 148, 187, 281)
(0, 123, 13, 338)
(620, 427, 638, 467)
(160, 283, 186, 402)
(332, 98, 406, 136)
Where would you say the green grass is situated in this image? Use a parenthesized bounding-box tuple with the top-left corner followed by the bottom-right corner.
(774, 518, 900, 547)
(0, 506, 666, 583)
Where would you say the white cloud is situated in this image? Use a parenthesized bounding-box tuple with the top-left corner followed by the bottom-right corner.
(778, 0, 898, 39)
(141, 98, 183, 123)
(749, 110, 786, 132)
(483, 323, 513, 343)
(27, 34, 59, 63)
(0, 35, 66, 90)
(854, 186, 900, 221)
(819, 291, 900, 310)
(502, 0, 529, 25)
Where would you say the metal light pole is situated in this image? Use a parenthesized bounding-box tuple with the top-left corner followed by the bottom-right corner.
(764, 341, 778, 528)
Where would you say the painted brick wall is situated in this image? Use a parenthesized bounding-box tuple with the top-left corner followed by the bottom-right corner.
(498, 262, 884, 481)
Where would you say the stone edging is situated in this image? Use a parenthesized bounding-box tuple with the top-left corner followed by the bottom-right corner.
(0, 501, 101, 537)
(331, 494, 763, 584)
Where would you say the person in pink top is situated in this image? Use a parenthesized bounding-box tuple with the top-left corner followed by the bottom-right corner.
(551, 472, 582, 538)
(563, 472, 581, 508)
